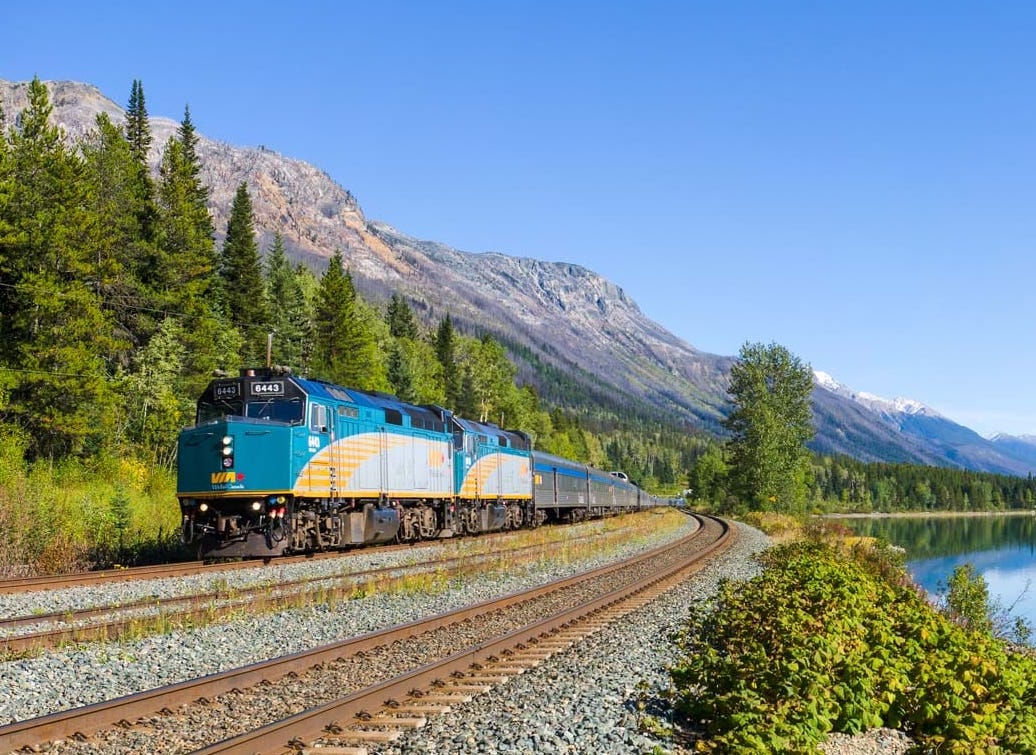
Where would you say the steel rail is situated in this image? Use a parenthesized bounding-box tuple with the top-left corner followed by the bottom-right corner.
(0, 531, 604, 654)
(194, 515, 732, 755)
(0, 523, 545, 594)
(0, 552, 357, 595)
(0, 514, 719, 754)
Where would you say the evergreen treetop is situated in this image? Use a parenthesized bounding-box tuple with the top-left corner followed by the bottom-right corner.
(126, 79, 152, 167)
(219, 182, 269, 363)
(387, 292, 419, 340)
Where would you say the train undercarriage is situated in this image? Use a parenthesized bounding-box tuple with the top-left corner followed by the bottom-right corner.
(180, 495, 541, 559)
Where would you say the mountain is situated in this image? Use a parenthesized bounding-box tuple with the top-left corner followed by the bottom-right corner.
(811, 372, 1035, 476)
(3, 78, 1034, 476)
(989, 435, 1036, 473)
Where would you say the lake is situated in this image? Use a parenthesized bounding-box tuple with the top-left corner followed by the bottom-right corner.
(837, 513, 1036, 632)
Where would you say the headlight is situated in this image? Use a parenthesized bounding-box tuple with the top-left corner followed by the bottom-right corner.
(199, 503, 209, 513)
(221, 435, 234, 467)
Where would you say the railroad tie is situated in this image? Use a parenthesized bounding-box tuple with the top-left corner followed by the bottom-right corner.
(446, 683, 493, 693)
(477, 666, 528, 675)
(388, 702, 453, 714)
(370, 715, 427, 729)
(335, 728, 403, 742)
(410, 691, 474, 703)
(464, 674, 512, 683)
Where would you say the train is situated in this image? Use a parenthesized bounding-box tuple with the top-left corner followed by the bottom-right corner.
(177, 367, 662, 558)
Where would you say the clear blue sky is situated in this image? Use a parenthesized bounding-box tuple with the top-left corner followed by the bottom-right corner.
(6, 2, 1036, 437)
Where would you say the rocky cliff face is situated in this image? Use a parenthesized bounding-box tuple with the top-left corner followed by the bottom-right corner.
(3, 78, 1033, 475)
(1, 79, 732, 426)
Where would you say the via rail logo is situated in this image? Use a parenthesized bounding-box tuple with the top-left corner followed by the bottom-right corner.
(211, 471, 245, 490)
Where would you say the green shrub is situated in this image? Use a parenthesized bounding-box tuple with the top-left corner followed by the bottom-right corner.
(0, 444, 187, 575)
(671, 541, 1036, 754)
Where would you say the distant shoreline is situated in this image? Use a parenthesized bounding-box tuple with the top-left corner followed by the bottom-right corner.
(821, 510, 1035, 519)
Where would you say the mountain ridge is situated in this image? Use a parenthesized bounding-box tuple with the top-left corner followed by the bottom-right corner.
(4, 78, 1033, 476)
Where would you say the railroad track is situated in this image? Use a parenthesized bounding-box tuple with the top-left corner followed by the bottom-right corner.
(0, 554, 326, 594)
(0, 531, 522, 595)
(0, 513, 731, 755)
(0, 531, 606, 654)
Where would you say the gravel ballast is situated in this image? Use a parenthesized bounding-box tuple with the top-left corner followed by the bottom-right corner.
(352, 523, 913, 755)
(0, 514, 698, 725)
(1, 517, 915, 754)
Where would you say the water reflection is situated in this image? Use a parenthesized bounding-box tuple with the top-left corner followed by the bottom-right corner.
(839, 514, 1036, 630)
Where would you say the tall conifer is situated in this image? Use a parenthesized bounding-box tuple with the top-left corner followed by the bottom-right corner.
(313, 252, 384, 389)
(387, 343, 417, 403)
(124, 79, 157, 244)
(153, 118, 215, 304)
(153, 106, 232, 396)
(264, 233, 312, 371)
(387, 292, 419, 340)
(125, 80, 152, 168)
(435, 313, 461, 409)
(220, 182, 269, 363)
(0, 78, 118, 457)
(0, 95, 14, 410)
(81, 112, 147, 356)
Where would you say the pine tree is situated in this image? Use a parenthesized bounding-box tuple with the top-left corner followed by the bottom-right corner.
(312, 251, 385, 389)
(123, 79, 157, 245)
(387, 292, 419, 340)
(0, 94, 15, 409)
(153, 106, 232, 398)
(178, 105, 203, 185)
(81, 112, 149, 356)
(263, 232, 312, 371)
(125, 80, 152, 168)
(0, 96, 14, 358)
(153, 121, 215, 306)
(0, 78, 120, 458)
(434, 313, 461, 409)
(387, 343, 417, 402)
(220, 182, 269, 363)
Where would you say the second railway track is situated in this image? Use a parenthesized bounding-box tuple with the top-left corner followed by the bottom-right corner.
(0, 530, 613, 654)
(0, 513, 732, 755)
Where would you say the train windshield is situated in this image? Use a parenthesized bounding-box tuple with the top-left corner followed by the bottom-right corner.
(245, 396, 304, 423)
(197, 396, 243, 424)
(196, 396, 305, 425)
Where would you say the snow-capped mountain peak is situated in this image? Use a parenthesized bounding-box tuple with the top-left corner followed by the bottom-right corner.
(813, 370, 942, 419)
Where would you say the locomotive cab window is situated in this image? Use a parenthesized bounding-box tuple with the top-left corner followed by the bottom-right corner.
(245, 396, 304, 424)
(310, 403, 329, 433)
(197, 397, 244, 424)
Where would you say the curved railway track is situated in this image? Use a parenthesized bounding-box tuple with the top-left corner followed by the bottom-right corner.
(0, 531, 607, 654)
(0, 527, 542, 595)
(0, 513, 731, 755)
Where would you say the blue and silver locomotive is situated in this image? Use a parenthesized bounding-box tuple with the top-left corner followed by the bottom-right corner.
(177, 367, 655, 558)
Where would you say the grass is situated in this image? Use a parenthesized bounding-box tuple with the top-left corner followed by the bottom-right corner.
(0, 440, 186, 577)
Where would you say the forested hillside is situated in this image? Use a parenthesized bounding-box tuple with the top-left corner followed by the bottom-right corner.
(0, 78, 696, 485)
(2, 77, 1033, 575)
(5, 76, 1034, 478)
